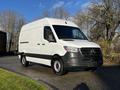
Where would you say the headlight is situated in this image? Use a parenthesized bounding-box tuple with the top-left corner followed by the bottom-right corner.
(64, 46, 79, 52)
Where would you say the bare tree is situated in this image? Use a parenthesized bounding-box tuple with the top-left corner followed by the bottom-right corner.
(0, 10, 26, 52)
(41, 10, 50, 18)
(52, 6, 69, 20)
(40, 7, 69, 20)
(74, 0, 120, 40)
(74, 11, 91, 36)
(89, 0, 120, 40)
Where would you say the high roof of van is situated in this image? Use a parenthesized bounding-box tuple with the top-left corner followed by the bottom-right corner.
(22, 18, 78, 30)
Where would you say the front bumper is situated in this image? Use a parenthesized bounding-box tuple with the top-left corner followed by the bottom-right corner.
(62, 50, 103, 69)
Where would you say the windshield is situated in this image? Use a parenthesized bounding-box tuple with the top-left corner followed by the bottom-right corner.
(53, 25, 88, 40)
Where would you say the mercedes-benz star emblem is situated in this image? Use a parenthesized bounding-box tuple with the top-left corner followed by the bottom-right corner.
(90, 49, 96, 55)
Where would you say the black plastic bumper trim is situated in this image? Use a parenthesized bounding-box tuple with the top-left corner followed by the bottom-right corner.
(24, 53, 52, 60)
(62, 51, 103, 68)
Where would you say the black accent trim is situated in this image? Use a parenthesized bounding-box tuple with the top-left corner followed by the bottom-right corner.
(62, 50, 103, 68)
(25, 53, 52, 60)
(20, 42, 29, 44)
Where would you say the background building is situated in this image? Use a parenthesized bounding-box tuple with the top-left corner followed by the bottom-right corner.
(0, 25, 7, 54)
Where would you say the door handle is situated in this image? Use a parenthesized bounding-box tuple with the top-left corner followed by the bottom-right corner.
(42, 43, 45, 45)
(37, 43, 40, 45)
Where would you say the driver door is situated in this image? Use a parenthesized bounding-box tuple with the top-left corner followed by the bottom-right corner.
(40, 26, 56, 57)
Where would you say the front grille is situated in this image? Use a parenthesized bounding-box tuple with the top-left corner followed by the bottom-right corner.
(80, 48, 102, 61)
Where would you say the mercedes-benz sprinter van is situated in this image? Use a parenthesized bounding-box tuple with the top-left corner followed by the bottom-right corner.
(18, 18, 103, 75)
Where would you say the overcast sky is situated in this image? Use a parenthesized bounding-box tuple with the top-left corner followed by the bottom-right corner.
(0, 0, 90, 22)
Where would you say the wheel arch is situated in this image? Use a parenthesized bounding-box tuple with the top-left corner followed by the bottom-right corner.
(51, 54, 66, 75)
(51, 54, 63, 65)
(18, 52, 25, 60)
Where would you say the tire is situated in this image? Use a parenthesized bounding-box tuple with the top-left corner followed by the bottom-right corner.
(20, 55, 29, 67)
(52, 57, 66, 75)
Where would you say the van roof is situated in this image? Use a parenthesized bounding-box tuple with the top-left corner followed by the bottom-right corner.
(22, 18, 78, 30)
(45, 18, 78, 27)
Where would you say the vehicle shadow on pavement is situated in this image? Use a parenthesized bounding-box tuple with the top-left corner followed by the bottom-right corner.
(73, 83, 90, 90)
(0, 52, 17, 57)
(71, 65, 120, 90)
(95, 65, 120, 90)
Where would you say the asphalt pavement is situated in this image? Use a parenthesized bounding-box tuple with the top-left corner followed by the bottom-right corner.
(0, 56, 120, 90)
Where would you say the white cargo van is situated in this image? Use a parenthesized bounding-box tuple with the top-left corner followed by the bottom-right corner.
(18, 18, 103, 75)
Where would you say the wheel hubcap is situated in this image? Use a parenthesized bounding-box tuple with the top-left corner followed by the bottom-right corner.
(54, 61, 61, 72)
(22, 57, 26, 64)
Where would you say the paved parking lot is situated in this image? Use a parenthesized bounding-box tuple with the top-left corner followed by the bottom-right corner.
(0, 56, 120, 90)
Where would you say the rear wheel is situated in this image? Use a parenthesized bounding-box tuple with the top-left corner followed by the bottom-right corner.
(52, 57, 66, 75)
(21, 55, 29, 67)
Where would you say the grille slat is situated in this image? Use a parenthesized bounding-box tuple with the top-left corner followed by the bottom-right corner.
(80, 48, 102, 61)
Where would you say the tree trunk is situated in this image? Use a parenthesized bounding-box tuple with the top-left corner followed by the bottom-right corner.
(8, 33, 13, 52)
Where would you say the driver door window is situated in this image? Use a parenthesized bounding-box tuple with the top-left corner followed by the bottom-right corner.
(44, 26, 56, 42)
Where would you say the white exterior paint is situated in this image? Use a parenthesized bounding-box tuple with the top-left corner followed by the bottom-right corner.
(59, 40, 100, 48)
(26, 57, 51, 66)
(19, 18, 100, 66)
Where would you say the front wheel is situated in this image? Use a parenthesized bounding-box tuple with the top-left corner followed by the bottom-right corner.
(20, 55, 29, 67)
(52, 58, 66, 75)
